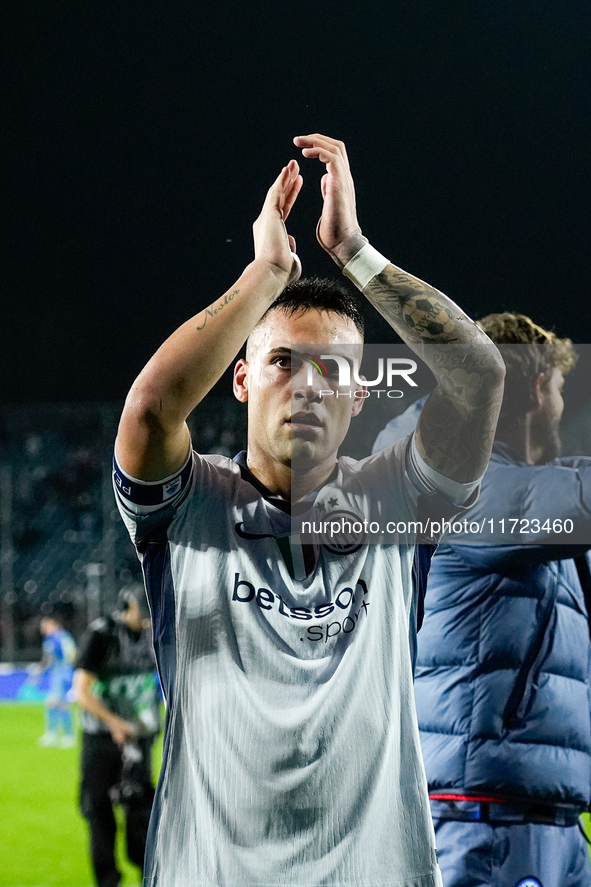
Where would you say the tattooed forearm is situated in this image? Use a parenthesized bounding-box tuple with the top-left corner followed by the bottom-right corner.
(416, 385, 502, 481)
(363, 264, 502, 403)
(364, 266, 479, 345)
(363, 263, 505, 482)
(196, 289, 239, 331)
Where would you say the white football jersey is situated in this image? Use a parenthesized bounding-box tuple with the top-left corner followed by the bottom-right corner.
(114, 435, 444, 887)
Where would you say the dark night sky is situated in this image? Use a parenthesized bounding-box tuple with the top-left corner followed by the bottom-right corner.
(3, 1, 590, 405)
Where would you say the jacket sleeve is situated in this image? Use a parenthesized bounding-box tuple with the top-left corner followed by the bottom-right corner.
(441, 458, 591, 569)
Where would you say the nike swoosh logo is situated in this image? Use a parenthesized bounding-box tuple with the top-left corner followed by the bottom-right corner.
(235, 522, 275, 540)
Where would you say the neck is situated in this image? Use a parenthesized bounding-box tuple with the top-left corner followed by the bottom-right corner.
(245, 448, 337, 502)
(497, 416, 536, 465)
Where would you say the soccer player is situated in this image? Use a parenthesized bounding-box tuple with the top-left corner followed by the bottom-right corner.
(36, 614, 76, 747)
(113, 134, 504, 886)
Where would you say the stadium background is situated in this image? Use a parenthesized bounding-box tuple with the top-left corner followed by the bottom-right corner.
(3, 1, 591, 884)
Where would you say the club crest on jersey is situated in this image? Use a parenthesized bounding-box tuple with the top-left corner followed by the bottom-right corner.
(302, 509, 366, 555)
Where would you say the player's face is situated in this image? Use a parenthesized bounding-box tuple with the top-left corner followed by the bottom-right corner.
(235, 308, 365, 480)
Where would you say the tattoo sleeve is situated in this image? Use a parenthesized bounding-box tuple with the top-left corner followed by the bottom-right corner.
(364, 265, 505, 482)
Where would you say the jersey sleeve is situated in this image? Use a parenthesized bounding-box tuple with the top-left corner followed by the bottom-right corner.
(343, 433, 480, 548)
(407, 434, 482, 507)
(113, 447, 194, 546)
(360, 434, 479, 517)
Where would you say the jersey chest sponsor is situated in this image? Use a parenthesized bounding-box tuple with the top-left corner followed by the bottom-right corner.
(231, 573, 370, 642)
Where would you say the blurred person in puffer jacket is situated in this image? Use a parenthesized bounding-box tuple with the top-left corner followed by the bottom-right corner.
(373, 313, 591, 887)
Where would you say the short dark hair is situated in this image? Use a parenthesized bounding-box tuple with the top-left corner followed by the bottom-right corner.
(255, 277, 365, 340)
(476, 312, 577, 418)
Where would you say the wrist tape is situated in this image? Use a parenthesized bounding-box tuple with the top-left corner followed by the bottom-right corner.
(342, 243, 390, 289)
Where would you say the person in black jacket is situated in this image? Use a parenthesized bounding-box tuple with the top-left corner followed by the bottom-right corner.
(73, 590, 160, 887)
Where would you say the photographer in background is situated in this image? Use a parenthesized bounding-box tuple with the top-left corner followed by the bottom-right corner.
(73, 589, 160, 887)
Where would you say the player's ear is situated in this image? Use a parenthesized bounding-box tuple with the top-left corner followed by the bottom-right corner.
(234, 359, 249, 402)
(531, 372, 546, 409)
(351, 376, 367, 417)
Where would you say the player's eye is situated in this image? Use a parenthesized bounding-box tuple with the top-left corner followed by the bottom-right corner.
(272, 355, 292, 369)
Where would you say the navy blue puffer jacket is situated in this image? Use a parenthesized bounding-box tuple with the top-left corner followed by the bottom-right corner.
(375, 406, 591, 809)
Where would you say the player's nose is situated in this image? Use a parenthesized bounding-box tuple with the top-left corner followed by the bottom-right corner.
(292, 363, 324, 402)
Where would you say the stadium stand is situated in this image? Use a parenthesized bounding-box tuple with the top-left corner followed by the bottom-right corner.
(0, 398, 246, 664)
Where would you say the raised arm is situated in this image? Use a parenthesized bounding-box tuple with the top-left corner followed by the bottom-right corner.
(116, 161, 303, 481)
(294, 134, 504, 484)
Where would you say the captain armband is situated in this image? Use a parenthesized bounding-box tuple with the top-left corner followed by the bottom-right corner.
(113, 448, 193, 515)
